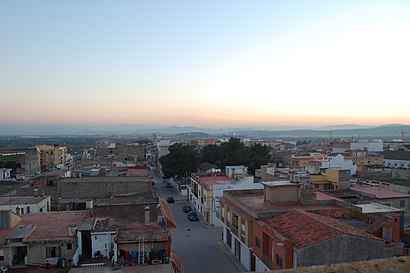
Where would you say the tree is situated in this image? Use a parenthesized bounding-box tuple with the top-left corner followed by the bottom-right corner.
(159, 143, 200, 178)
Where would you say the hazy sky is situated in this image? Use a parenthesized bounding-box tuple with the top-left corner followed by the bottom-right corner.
(1, 1, 410, 128)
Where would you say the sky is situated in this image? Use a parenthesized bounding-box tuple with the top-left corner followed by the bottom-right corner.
(1, 0, 410, 128)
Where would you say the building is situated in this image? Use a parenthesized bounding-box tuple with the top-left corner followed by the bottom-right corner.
(36, 144, 68, 171)
(320, 154, 357, 176)
(253, 209, 385, 270)
(332, 140, 383, 153)
(379, 151, 410, 169)
(0, 169, 11, 181)
(345, 149, 384, 173)
(0, 210, 86, 267)
(352, 187, 410, 212)
(310, 168, 351, 190)
(188, 173, 262, 226)
(193, 138, 219, 147)
(0, 196, 51, 215)
(225, 165, 248, 180)
(218, 182, 342, 271)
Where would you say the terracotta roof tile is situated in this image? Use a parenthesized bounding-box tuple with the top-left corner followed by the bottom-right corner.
(263, 209, 383, 248)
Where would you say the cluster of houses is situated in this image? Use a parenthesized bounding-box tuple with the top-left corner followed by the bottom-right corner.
(159, 138, 410, 272)
(0, 141, 183, 273)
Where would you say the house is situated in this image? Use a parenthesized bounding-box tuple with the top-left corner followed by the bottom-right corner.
(36, 144, 69, 171)
(0, 169, 11, 181)
(0, 195, 51, 215)
(225, 166, 248, 180)
(352, 187, 410, 213)
(253, 209, 385, 270)
(0, 210, 86, 267)
(78, 198, 176, 266)
(320, 154, 357, 176)
(188, 173, 262, 226)
(379, 150, 410, 169)
(310, 168, 351, 190)
(218, 181, 404, 271)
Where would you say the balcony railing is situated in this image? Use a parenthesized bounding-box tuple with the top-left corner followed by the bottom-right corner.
(231, 224, 239, 237)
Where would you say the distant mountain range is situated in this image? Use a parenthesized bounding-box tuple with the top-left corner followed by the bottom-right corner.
(0, 123, 409, 139)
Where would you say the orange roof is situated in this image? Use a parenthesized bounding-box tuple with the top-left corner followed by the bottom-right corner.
(262, 209, 383, 248)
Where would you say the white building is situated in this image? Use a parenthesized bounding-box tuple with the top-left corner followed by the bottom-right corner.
(225, 165, 248, 179)
(320, 154, 357, 176)
(333, 140, 384, 153)
(0, 168, 12, 181)
(0, 195, 51, 214)
(188, 174, 263, 226)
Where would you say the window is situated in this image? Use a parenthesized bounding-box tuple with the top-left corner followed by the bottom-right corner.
(46, 246, 61, 258)
(67, 243, 72, 250)
(27, 206, 30, 213)
(255, 236, 260, 248)
(0, 250, 4, 261)
(400, 200, 406, 208)
(276, 254, 283, 269)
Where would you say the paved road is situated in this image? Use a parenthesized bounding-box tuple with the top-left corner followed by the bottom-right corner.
(151, 167, 245, 273)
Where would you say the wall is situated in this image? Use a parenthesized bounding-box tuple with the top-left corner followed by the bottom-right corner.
(264, 185, 299, 203)
(296, 234, 384, 267)
(91, 232, 116, 258)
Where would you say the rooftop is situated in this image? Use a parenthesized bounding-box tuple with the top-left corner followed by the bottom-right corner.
(19, 211, 86, 242)
(267, 256, 410, 273)
(0, 195, 49, 206)
(357, 202, 403, 213)
(352, 186, 410, 199)
(197, 175, 234, 185)
(262, 181, 298, 187)
(222, 190, 340, 217)
(260, 209, 383, 249)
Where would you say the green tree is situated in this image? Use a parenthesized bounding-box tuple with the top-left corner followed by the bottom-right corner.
(200, 144, 221, 165)
(159, 143, 200, 178)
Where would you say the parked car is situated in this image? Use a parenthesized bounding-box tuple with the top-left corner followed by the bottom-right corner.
(182, 205, 192, 213)
(166, 196, 175, 203)
(166, 182, 172, 188)
(187, 211, 199, 221)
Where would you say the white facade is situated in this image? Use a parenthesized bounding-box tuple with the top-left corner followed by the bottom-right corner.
(91, 231, 116, 260)
(223, 226, 254, 271)
(225, 166, 248, 179)
(0, 168, 11, 181)
(351, 140, 384, 152)
(385, 159, 410, 169)
(189, 176, 263, 226)
(321, 154, 357, 176)
(0, 196, 51, 214)
(157, 140, 172, 158)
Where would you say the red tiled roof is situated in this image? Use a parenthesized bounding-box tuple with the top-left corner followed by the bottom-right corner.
(20, 211, 86, 242)
(352, 187, 410, 199)
(262, 209, 383, 248)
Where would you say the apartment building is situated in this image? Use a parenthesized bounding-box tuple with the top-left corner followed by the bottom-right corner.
(36, 144, 68, 171)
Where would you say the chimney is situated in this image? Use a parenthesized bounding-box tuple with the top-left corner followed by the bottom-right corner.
(68, 224, 77, 237)
(157, 214, 164, 224)
(33, 189, 38, 196)
(144, 206, 150, 225)
(86, 199, 93, 209)
(16, 207, 21, 216)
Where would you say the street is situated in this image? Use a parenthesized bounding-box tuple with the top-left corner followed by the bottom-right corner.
(150, 167, 246, 273)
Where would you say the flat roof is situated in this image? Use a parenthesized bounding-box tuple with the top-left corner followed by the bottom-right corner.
(262, 181, 298, 187)
(356, 203, 403, 213)
(198, 175, 234, 185)
(352, 187, 410, 199)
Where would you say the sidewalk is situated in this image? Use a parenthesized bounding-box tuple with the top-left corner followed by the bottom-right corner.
(217, 241, 247, 273)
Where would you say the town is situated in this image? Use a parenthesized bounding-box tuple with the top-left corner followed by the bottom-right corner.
(0, 129, 410, 273)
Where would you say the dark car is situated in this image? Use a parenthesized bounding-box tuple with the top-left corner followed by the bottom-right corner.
(165, 182, 172, 188)
(166, 196, 175, 203)
(182, 205, 192, 213)
(187, 211, 199, 221)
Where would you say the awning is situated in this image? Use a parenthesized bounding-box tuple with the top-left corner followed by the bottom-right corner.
(159, 198, 177, 228)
